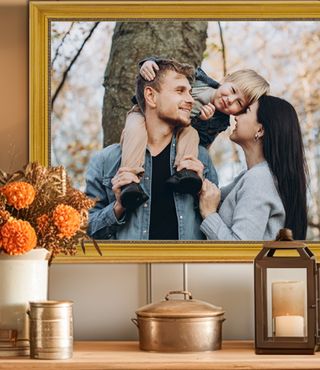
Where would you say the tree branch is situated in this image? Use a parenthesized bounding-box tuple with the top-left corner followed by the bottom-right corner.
(51, 22, 100, 108)
(51, 22, 75, 67)
(218, 22, 227, 76)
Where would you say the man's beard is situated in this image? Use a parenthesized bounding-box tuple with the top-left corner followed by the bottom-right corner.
(158, 110, 191, 128)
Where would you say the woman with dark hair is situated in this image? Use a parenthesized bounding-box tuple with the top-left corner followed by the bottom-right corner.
(199, 95, 308, 240)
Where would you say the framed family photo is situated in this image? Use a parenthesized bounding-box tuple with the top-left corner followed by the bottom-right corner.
(29, 1, 320, 263)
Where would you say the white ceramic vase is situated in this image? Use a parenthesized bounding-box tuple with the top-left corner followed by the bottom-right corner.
(0, 248, 50, 356)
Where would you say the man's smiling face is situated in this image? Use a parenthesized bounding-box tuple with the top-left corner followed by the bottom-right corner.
(154, 70, 194, 128)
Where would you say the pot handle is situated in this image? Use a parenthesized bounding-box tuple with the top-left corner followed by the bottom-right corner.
(165, 290, 193, 301)
(131, 318, 139, 328)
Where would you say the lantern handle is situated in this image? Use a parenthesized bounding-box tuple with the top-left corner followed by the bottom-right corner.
(276, 228, 293, 241)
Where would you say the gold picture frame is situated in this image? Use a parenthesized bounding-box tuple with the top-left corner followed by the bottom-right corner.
(29, 0, 320, 263)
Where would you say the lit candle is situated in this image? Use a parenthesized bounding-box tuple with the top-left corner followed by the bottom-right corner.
(275, 315, 304, 336)
(272, 281, 305, 337)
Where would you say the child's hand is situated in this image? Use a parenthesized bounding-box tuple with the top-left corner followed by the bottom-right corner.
(199, 103, 215, 121)
(140, 60, 159, 81)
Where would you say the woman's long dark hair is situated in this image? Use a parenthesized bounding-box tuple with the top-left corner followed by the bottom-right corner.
(257, 95, 308, 239)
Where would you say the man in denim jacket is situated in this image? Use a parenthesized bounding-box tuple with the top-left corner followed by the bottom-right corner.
(85, 58, 218, 240)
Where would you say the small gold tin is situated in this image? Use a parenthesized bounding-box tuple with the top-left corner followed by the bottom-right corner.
(28, 301, 73, 360)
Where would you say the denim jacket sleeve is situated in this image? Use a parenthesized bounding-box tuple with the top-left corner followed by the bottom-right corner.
(194, 67, 220, 89)
(85, 148, 126, 239)
(198, 146, 219, 187)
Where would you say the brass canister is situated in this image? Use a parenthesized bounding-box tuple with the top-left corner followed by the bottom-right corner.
(28, 301, 73, 360)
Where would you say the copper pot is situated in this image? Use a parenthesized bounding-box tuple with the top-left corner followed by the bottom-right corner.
(132, 291, 225, 352)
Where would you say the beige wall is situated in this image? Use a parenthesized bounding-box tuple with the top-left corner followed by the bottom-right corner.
(0, 1, 28, 172)
(0, 0, 254, 341)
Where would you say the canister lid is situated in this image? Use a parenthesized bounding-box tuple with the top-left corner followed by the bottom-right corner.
(136, 291, 224, 318)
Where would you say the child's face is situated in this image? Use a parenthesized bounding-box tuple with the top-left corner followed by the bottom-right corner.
(212, 82, 248, 115)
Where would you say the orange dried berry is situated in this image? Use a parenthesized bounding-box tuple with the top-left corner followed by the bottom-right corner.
(0, 210, 10, 225)
(0, 219, 37, 255)
(53, 204, 81, 239)
(36, 214, 49, 235)
(0, 182, 36, 210)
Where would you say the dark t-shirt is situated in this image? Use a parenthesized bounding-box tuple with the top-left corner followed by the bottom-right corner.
(149, 143, 178, 240)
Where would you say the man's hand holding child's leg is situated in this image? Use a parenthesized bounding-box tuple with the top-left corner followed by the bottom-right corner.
(112, 167, 148, 214)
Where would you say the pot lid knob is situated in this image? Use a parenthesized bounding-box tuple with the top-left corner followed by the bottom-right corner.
(165, 291, 193, 301)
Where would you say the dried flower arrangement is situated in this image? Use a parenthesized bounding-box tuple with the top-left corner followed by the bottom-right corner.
(0, 162, 100, 258)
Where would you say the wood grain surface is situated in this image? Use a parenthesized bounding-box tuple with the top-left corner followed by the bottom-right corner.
(1, 341, 320, 369)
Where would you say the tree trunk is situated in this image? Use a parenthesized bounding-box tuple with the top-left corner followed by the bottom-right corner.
(102, 21, 208, 147)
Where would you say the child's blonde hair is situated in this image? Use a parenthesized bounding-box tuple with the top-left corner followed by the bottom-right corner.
(224, 69, 270, 108)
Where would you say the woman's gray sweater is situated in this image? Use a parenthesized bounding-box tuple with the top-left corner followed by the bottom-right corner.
(200, 161, 285, 240)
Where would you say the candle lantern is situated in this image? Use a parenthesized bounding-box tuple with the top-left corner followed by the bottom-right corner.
(254, 229, 319, 354)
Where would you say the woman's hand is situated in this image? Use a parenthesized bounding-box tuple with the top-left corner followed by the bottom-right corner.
(199, 103, 215, 121)
(199, 179, 221, 219)
(140, 60, 159, 81)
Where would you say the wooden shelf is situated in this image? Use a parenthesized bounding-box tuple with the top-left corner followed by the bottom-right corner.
(1, 340, 320, 369)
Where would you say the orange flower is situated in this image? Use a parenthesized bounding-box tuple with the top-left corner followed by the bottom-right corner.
(0, 219, 37, 255)
(53, 204, 81, 239)
(0, 182, 35, 210)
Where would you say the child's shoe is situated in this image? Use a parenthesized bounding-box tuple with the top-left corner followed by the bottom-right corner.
(166, 169, 202, 195)
(120, 183, 149, 210)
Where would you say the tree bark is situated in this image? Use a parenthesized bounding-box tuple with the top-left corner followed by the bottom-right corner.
(102, 21, 208, 147)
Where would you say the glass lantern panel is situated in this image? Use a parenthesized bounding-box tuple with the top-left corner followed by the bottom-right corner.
(266, 268, 307, 338)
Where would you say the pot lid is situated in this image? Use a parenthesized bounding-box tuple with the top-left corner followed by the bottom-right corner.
(136, 291, 225, 318)
(29, 301, 73, 308)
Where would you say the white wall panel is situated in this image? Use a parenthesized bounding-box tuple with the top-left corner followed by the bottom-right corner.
(49, 263, 254, 340)
(49, 264, 146, 340)
(188, 263, 254, 340)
